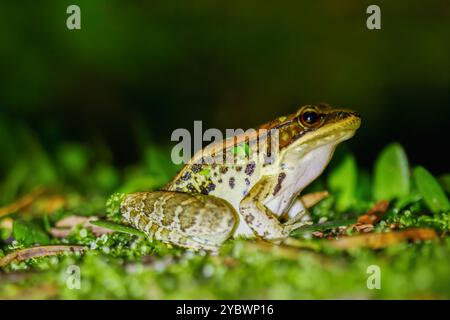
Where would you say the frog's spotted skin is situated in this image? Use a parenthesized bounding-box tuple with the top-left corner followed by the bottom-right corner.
(121, 105, 361, 251)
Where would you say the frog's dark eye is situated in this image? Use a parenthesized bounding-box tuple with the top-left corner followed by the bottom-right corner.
(299, 108, 321, 127)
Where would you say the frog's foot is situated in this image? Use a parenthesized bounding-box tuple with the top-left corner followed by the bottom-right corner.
(275, 218, 313, 237)
(283, 210, 313, 234)
(285, 209, 310, 226)
(121, 191, 238, 252)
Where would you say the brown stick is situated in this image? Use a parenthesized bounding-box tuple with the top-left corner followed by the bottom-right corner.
(0, 187, 46, 218)
(300, 191, 329, 209)
(329, 228, 438, 250)
(0, 245, 86, 267)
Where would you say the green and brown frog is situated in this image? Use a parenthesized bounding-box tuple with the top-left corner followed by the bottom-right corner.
(121, 104, 361, 251)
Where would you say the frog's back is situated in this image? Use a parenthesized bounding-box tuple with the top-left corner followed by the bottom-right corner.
(164, 127, 271, 200)
(165, 161, 262, 210)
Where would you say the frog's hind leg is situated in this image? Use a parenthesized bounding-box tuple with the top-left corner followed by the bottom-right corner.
(132, 213, 220, 252)
(121, 191, 238, 252)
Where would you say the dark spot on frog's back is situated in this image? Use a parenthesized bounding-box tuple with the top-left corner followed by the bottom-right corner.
(229, 177, 235, 189)
(273, 172, 286, 196)
(187, 183, 196, 192)
(200, 182, 216, 195)
(245, 162, 256, 176)
(180, 171, 191, 181)
(200, 185, 208, 195)
(220, 166, 228, 174)
(191, 164, 202, 173)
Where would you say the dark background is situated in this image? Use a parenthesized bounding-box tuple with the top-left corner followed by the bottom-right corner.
(0, 1, 449, 176)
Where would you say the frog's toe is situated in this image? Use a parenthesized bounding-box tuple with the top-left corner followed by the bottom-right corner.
(286, 220, 313, 233)
(285, 209, 309, 226)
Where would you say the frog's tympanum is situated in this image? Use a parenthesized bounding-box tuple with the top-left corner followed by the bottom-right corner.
(121, 104, 361, 251)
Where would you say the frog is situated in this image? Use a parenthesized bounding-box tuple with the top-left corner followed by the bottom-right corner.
(120, 104, 361, 251)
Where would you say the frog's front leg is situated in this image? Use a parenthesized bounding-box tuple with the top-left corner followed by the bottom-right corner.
(239, 176, 310, 240)
(121, 191, 238, 251)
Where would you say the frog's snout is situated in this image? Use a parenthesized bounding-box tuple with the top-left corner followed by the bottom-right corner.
(349, 111, 361, 119)
(325, 109, 361, 124)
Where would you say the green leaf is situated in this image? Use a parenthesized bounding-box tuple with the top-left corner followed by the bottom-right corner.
(413, 166, 450, 213)
(355, 169, 372, 201)
(90, 220, 145, 237)
(327, 153, 357, 211)
(439, 174, 450, 194)
(373, 143, 410, 200)
(12, 220, 50, 246)
(395, 192, 422, 210)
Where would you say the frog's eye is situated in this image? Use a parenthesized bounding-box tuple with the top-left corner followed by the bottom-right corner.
(298, 108, 321, 127)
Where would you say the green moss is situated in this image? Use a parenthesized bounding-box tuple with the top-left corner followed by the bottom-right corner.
(0, 142, 449, 299)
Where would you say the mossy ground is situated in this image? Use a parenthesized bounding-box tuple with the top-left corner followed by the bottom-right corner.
(0, 143, 449, 299)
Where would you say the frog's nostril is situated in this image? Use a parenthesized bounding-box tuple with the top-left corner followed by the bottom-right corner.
(350, 111, 361, 118)
(337, 112, 347, 120)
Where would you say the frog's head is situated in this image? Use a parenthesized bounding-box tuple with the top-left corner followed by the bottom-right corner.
(262, 104, 361, 203)
(258, 104, 360, 187)
(269, 104, 361, 154)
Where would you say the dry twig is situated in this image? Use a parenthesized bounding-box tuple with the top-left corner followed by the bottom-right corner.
(0, 245, 86, 267)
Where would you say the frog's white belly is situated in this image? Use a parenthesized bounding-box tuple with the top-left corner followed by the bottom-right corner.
(265, 143, 337, 217)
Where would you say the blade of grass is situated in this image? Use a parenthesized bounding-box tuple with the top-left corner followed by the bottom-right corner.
(413, 166, 450, 213)
(90, 220, 145, 237)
